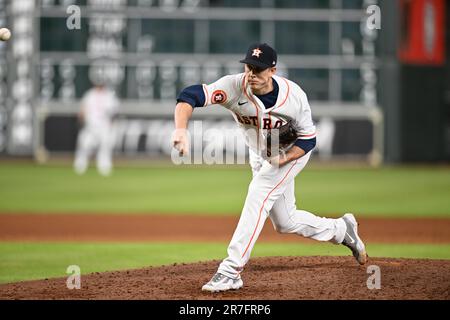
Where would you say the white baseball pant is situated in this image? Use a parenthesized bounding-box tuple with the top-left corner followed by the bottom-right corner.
(74, 125, 114, 176)
(218, 150, 347, 278)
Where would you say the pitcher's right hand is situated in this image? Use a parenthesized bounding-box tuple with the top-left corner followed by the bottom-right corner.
(172, 129, 190, 156)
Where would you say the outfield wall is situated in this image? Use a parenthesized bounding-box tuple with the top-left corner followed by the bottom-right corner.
(34, 101, 383, 166)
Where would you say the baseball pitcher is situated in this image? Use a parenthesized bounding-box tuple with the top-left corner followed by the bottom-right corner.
(172, 43, 368, 293)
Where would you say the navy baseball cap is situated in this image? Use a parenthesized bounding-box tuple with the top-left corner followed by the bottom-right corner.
(239, 43, 277, 70)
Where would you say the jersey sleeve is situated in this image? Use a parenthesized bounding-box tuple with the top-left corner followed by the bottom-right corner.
(176, 74, 241, 109)
(202, 74, 242, 108)
(294, 137, 316, 153)
(295, 90, 317, 140)
(176, 85, 206, 108)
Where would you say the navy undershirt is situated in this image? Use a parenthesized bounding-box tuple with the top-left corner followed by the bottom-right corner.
(254, 78, 279, 109)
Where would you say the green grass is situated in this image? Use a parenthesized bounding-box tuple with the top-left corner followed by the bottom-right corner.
(0, 163, 449, 217)
(0, 242, 449, 284)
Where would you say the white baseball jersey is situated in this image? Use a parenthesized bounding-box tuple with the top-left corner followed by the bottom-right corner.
(74, 87, 120, 176)
(200, 73, 316, 156)
(80, 87, 119, 128)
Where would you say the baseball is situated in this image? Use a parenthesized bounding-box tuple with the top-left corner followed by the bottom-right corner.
(0, 28, 11, 41)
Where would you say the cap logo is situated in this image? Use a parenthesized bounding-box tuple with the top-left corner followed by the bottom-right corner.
(252, 48, 263, 58)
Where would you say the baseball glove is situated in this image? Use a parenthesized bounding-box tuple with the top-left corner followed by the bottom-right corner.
(266, 119, 298, 157)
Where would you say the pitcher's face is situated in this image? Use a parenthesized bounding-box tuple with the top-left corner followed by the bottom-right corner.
(244, 64, 276, 93)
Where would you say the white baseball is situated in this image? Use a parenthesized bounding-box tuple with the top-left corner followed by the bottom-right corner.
(0, 28, 11, 41)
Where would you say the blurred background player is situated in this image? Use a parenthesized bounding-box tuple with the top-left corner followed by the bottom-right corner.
(73, 83, 120, 176)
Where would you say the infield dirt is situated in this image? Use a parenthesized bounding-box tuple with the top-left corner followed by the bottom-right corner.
(0, 214, 449, 243)
(1, 214, 449, 299)
(0, 256, 449, 299)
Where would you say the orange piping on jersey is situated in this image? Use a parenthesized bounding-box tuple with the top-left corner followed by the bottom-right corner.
(202, 84, 209, 107)
(242, 74, 261, 151)
(241, 75, 246, 94)
(274, 77, 290, 110)
(241, 159, 298, 260)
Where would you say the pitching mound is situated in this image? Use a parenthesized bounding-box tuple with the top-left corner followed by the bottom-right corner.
(1, 256, 449, 300)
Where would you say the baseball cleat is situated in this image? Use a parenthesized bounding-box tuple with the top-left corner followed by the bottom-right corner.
(201, 273, 243, 293)
(341, 213, 368, 265)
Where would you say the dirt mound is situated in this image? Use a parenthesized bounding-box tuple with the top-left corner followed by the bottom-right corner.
(1, 256, 449, 300)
